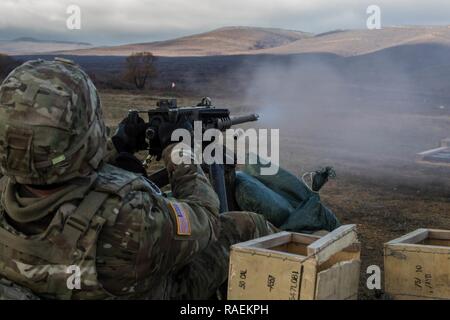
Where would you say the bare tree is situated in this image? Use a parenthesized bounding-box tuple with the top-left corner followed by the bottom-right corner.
(123, 52, 157, 90)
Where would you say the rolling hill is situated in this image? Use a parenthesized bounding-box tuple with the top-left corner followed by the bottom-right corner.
(7, 26, 450, 58)
(57, 25, 450, 58)
(260, 26, 450, 56)
(57, 26, 312, 56)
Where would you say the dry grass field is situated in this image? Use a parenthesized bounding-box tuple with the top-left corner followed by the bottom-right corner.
(100, 90, 450, 299)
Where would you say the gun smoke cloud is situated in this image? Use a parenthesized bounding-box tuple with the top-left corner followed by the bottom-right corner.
(240, 47, 450, 185)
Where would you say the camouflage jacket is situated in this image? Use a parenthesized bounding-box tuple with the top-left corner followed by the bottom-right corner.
(0, 144, 220, 299)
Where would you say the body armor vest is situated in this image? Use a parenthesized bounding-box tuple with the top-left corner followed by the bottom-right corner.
(0, 164, 141, 299)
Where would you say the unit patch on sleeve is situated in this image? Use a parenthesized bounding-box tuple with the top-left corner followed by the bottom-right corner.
(167, 201, 191, 236)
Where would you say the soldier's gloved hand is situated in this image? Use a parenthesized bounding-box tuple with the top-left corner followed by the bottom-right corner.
(158, 116, 193, 151)
(112, 112, 148, 154)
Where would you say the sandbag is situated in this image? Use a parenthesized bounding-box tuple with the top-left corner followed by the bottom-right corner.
(235, 172, 291, 227)
(235, 159, 340, 232)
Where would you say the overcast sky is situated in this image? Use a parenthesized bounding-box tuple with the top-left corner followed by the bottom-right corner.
(0, 0, 449, 45)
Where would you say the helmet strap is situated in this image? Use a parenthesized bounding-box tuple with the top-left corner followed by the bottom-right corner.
(2, 125, 34, 176)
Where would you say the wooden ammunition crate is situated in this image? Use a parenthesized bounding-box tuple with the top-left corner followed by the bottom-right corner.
(227, 225, 360, 300)
(384, 228, 450, 300)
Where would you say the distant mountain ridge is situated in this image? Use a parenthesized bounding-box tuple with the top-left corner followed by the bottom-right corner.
(58, 25, 450, 57)
(0, 38, 92, 55)
(4, 25, 450, 57)
(259, 25, 450, 56)
(10, 37, 91, 45)
(56, 26, 312, 56)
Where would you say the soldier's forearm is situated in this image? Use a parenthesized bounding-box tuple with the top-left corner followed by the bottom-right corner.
(156, 143, 221, 267)
(162, 143, 220, 211)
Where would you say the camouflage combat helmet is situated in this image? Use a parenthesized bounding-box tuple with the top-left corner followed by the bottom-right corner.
(0, 58, 108, 184)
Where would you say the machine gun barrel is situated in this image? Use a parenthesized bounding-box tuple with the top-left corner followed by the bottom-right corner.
(217, 113, 259, 130)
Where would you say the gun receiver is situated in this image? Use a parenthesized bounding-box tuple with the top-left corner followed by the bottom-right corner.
(130, 98, 258, 158)
(118, 97, 259, 213)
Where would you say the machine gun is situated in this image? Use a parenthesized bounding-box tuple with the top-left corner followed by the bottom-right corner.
(113, 97, 259, 213)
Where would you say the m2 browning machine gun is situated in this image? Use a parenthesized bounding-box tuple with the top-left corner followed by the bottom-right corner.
(112, 97, 259, 213)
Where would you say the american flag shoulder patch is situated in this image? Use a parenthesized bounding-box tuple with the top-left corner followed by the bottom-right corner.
(168, 201, 191, 236)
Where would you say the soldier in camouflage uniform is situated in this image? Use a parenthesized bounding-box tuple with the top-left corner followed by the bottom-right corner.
(0, 59, 276, 299)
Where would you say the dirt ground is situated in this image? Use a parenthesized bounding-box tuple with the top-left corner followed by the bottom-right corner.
(100, 90, 450, 300)
(321, 176, 450, 299)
